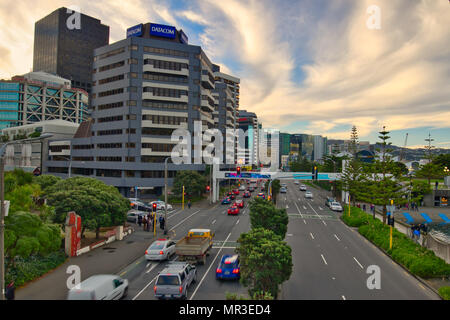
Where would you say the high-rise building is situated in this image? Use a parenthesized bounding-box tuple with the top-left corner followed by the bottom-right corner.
(45, 22, 216, 197)
(313, 135, 328, 161)
(33, 7, 110, 93)
(0, 72, 89, 130)
(237, 110, 259, 167)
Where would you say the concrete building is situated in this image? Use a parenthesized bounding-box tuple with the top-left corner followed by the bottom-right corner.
(237, 110, 260, 168)
(33, 7, 110, 93)
(313, 135, 328, 162)
(45, 22, 217, 197)
(0, 72, 89, 130)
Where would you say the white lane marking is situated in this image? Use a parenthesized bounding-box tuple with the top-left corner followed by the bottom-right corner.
(286, 205, 289, 209)
(322, 220, 327, 226)
(146, 263, 158, 274)
(236, 219, 240, 225)
(303, 220, 307, 224)
(168, 210, 201, 231)
(190, 232, 232, 300)
(212, 219, 216, 225)
(146, 262, 151, 268)
(321, 254, 328, 265)
(303, 205, 307, 210)
(353, 257, 364, 269)
(132, 256, 178, 300)
(310, 232, 315, 240)
(307, 202, 326, 226)
(342, 295, 346, 300)
(294, 201, 303, 218)
(319, 206, 323, 211)
(334, 234, 341, 241)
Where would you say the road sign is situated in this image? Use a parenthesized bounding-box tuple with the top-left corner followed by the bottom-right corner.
(33, 167, 41, 176)
(387, 205, 395, 216)
(4, 200, 10, 217)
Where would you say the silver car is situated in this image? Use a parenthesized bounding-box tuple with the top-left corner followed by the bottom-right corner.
(145, 240, 176, 261)
(330, 202, 343, 212)
(305, 191, 313, 199)
(300, 185, 307, 191)
(67, 275, 128, 300)
(150, 201, 173, 211)
(154, 262, 197, 300)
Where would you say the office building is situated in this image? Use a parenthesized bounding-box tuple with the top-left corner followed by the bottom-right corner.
(33, 7, 110, 93)
(313, 135, 328, 161)
(0, 72, 89, 130)
(45, 22, 217, 196)
(237, 110, 259, 168)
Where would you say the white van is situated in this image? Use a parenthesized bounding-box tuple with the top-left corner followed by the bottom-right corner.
(67, 275, 128, 300)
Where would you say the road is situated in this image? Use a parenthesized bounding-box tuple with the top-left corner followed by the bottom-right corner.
(121, 186, 257, 300)
(279, 180, 440, 300)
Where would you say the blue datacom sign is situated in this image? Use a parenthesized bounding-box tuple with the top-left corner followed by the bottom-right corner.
(150, 23, 176, 39)
(127, 24, 143, 38)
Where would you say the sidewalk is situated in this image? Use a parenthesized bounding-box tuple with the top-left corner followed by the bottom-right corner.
(15, 225, 167, 300)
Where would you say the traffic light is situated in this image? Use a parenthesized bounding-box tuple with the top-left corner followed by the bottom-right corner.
(152, 202, 157, 212)
(206, 185, 210, 192)
(312, 166, 318, 180)
(237, 167, 241, 176)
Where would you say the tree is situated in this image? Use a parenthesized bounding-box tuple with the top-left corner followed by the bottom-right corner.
(45, 177, 130, 239)
(289, 156, 312, 172)
(248, 198, 289, 239)
(365, 127, 407, 224)
(172, 170, 207, 198)
(237, 228, 292, 299)
(410, 180, 432, 204)
(349, 125, 359, 157)
(415, 163, 445, 184)
(433, 154, 450, 169)
(5, 211, 62, 267)
(34, 174, 62, 194)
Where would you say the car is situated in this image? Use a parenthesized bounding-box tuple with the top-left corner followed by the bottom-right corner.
(235, 200, 244, 208)
(239, 185, 246, 191)
(229, 194, 236, 200)
(281, 183, 287, 188)
(216, 255, 240, 280)
(305, 191, 313, 199)
(67, 275, 128, 300)
(243, 191, 251, 198)
(145, 239, 177, 261)
(257, 193, 266, 200)
(227, 191, 233, 197)
(128, 198, 151, 212)
(280, 187, 287, 194)
(228, 206, 240, 215)
(325, 197, 335, 207)
(221, 198, 231, 205)
(233, 189, 240, 195)
(126, 210, 147, 223)
(248, 187, 255, 193)
(299, 185, 307, 191)
(154, 262, 196, 300)
(294, 181, 300, 185)
(330, 202, 343, 212)
(150, 201, 173, 211)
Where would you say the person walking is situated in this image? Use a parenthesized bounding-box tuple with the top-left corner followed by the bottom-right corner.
(188, 200, 192, 209)
(5, 281, 15, 300)
(160, 216, 165, 230)
(142, 216, 147, 231)
(363, 204, 366, 212)
(137, 214, 142, 227)
(147, 214, 152, 232)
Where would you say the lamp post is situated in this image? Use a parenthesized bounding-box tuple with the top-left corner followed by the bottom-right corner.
(0, 133, 53, 300)
(164, 157, 169, 235)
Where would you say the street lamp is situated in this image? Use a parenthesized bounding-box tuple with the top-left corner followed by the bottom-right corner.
(164, 157, 170, 235)
(0, 133, 53, 300)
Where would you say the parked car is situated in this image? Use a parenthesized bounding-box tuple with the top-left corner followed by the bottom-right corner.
(299, 185, 307, 191)
(221, 198, 231, 205)
(280, 187, 287, 194)
(233, 189, 240, 195)
(154, 262, 196, 300)
(305, 191, 313, 199)
(126, 210, 147, 223)
(216, 255, 240, 280)
(243, 191, 251, 198)
(128, 198, 151, 212)
(150, 201, 173, 211)
(330, 202, 343, 212)
(67, 275, 128, 300)
(229, 194, 236, 200)
(145, 239, 176, 261)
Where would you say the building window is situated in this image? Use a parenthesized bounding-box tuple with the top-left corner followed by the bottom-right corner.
(97, 47, 125, 60)
(98, 61, 125, 72)
(96, 169, 122, 178)
(98, 88, 124, 98)
(97, 156, 122, 162)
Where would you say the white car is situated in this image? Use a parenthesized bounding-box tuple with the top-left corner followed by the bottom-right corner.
(305, 191, 313, 199)
(239, 185, 246, 191)
(299, 185, 307, 191)
(330, 202, 343, 212)
(145, 240, 177, 261)
(67, 275, 128, 300)
(294, 181, 300, 185)
(150, 201, 173, 211)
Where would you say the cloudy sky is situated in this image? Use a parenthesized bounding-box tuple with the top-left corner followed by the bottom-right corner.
(0, 0, 449, 148)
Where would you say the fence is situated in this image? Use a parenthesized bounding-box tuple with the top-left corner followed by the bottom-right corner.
(424, 234, 450, 264)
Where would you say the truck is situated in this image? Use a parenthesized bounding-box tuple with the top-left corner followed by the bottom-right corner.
(175, 229, 214, 265)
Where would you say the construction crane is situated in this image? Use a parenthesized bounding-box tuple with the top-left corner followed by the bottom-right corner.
(399, 133, 408, 162)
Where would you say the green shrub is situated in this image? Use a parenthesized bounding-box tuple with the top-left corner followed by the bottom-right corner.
(6, 251, 67, 287)
(439, 286, 450, 300)
(342, 206, 450, 278)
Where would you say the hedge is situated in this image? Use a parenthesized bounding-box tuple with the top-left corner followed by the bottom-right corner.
(438, 286, 450, 300)
(6, 250, 67, 287)
(341, 206, 450, 278)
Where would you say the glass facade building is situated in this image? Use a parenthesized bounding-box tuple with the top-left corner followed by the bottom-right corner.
(33, 7, 110, 93)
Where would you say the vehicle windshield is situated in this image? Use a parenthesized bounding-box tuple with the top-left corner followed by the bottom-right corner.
(150, 242, 165, 250)
(157, 275, 180, 285)
(332, 202, 340, 206)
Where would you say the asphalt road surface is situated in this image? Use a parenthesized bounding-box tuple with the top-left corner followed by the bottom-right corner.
(279, 180, 440, 300)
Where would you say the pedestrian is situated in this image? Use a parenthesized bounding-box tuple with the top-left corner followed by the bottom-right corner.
(160, 216, 165, 230)
(188, 200, 192, 209)
(137, 214, 142, 227)
(363, 204, 366, 212)
(413, 227, 421, 241)
(406, 203, 409, 210)
(147, 214, 152, 232)
(142, 216, 147, 231)
(5, 281, 15, 300)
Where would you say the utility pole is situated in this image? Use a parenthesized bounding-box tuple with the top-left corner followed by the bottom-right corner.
(0, 157, 4, 300)
(164, 157, 169, 235)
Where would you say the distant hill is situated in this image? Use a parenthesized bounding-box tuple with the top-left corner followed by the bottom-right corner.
(371, 144, 450, 161)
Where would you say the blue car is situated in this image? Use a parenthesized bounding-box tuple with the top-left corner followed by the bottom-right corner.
(216, 255, 240, 280)
(221, 197, 231, 205)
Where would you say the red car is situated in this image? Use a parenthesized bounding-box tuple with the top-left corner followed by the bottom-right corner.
(228, 206, 240, 215)
(233, 189, 240, 195)
(235, 200, 244, 208)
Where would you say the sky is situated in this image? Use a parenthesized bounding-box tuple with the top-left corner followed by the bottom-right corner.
(0, 0, 449, 149)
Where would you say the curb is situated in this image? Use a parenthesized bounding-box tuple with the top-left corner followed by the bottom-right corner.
(339, 216, 443, 300)
(76, 228, 134, 257)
